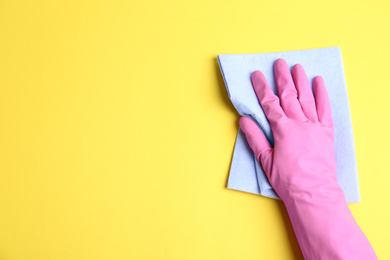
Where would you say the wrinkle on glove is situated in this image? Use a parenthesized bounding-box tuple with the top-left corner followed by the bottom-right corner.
(218, 47, 361, 203)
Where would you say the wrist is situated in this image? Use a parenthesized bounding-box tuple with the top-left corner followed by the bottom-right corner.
(275, 172, 345, 205)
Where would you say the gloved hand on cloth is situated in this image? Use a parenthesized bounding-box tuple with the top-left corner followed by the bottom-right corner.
(239, 58, 377, 260)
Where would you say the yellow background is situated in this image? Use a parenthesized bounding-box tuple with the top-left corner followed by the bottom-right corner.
(0, 0, 389, 259)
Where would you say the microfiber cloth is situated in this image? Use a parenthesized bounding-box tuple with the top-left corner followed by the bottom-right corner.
(218, 47, 360, 203)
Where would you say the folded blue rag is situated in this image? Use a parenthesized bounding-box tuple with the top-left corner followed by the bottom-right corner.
(218, 47, 360, 203)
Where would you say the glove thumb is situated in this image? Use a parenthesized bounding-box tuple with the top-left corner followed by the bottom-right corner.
(239, 116, 273, 175)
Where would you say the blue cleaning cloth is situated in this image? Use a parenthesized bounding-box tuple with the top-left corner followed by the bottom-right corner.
(218, 47, 360, 203)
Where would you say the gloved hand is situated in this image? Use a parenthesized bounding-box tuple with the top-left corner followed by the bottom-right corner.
(239, 59, 377, 260)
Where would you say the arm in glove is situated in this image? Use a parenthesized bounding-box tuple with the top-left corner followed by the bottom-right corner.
(239, 59, 377, 260)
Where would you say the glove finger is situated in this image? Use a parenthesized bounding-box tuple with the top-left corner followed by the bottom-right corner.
(251, 70, 285, 125)
(239, 116, 273, 174)
(274, 59, 307, 121)
(292, 64, 318, 123)
(313, 76, 334, 127)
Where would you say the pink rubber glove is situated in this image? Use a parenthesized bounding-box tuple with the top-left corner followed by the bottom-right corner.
(239, 59, 377, 260)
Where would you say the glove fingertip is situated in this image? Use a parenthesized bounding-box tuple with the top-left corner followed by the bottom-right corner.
(239, 116, 252, 132)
